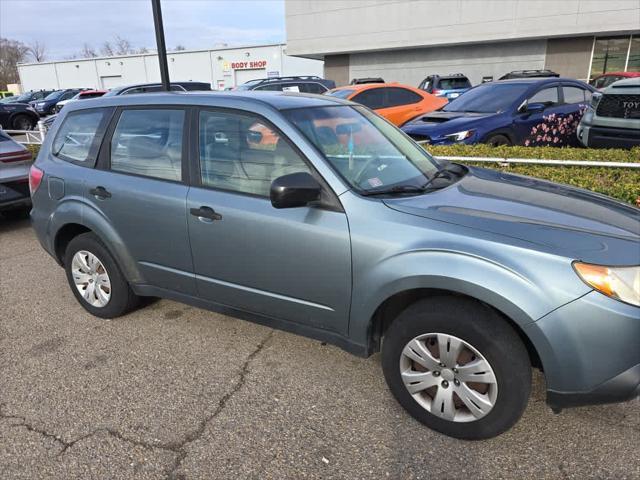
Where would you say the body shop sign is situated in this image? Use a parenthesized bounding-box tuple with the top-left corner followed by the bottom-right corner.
(231, 60, 267, 70)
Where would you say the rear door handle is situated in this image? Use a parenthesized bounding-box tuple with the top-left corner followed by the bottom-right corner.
(190, 206, 222, 222)
(89, 186, 111, 199)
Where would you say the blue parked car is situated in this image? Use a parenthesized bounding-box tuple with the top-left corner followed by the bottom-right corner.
(30, 89, 83, 116)
(418, 74, 472, 101)
(403, 78, 595, 147)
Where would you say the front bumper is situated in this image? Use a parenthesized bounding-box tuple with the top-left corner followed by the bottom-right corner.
(524, 291, 640, 410)
(578, 122, 640, 149)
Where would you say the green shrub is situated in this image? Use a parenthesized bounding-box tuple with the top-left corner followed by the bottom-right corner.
(427, 145, 640, 206)
(24, 143, 640, 206)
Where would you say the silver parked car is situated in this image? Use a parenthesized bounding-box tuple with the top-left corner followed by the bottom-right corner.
(30, 92, 639, 439)
(0, 130, 32, 217)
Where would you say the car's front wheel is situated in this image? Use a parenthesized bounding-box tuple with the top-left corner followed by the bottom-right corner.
(64, 232, 139, 318)
(382, 296, 531, 439)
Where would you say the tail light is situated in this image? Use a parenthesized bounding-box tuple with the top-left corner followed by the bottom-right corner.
(29, 165, 44, 195)
(432, 89, 443, 96)
(0, 149, 32, 163)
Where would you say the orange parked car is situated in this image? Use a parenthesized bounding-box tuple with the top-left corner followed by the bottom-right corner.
(326, 83, 448, 126)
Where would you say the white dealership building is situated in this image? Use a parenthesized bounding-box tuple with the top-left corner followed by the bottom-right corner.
(17, 43, 324, 92)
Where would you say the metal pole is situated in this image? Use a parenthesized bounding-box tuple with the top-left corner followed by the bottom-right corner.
(151, 0, 170, 91)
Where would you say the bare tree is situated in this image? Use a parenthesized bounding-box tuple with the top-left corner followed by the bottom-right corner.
(27, 40, 47, 62)
(137, 47, 149, 54)
(114, 36, 133, 56)
(173, 45, 186, 51)
(101, 41, 115, 57)
(0, 37, 29, 89)
(81, 43, 98, 58)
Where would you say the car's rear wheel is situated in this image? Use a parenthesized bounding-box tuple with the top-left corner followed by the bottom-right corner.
(382, 296, 531, 439)
(64, 232, 139, 318)
(485, 134, 511, 146)
(12, 114, 35, 131)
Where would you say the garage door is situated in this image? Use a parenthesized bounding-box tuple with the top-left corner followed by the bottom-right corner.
(235, 69, 266, 87)
(101, 75, 123, 89)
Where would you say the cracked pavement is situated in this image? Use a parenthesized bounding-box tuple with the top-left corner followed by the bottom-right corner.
(1, 217, 639, 480)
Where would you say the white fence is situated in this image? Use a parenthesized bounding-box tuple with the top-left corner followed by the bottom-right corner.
(0, 121, 47, 145)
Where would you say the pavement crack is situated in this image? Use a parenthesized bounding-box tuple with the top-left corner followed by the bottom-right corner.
(165, 329, 275, 480)
(0, 402, 70, 452)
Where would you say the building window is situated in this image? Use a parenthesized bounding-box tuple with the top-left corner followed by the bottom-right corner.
(590, 35, 638, 80)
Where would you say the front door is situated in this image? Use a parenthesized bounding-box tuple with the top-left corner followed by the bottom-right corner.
(187, 108, 352, 334)
(85, 106, 196, 294)
(513, 84, 567, 146)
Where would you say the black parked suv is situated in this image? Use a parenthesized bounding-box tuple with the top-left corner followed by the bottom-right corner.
(0, 102, 40, 130)
(1, 90, 54, 104)
(235, 76, 336, 94)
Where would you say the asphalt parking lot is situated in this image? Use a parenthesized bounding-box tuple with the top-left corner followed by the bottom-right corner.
(1, 217, 638, 480)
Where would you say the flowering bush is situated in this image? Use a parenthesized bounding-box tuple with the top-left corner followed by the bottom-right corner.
(524, 106, 587, 147)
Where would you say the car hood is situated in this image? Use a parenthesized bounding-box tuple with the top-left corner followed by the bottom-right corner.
(383, 167, 640, 265)
(402, 111, 499, 135)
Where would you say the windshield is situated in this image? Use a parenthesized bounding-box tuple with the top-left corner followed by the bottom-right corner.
(326, 89, 356, 99)
(284, 105, 439, 193)
(443, 83, 530, 113)
(13, 93, 32, 102)
(235, 79, 263, 91)
(44, 91, 63, 101)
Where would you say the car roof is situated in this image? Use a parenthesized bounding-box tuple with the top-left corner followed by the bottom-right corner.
(331, 82, 420, 93)
(64, 90, 353, 113)
(595, 71, 640, 77)
(608, 77, 640, 88)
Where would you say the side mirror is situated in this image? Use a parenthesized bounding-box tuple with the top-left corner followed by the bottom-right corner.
(520, 101, 546, 114)
(270, 172, 321, 209)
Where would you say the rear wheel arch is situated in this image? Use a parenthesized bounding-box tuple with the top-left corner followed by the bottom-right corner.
(54, 223, 92, 265)
(367, 288, 542, 369)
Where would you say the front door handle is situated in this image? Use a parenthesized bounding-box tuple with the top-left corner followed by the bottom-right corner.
(190, 206, 222, 222)
(89, 186, 111, 199)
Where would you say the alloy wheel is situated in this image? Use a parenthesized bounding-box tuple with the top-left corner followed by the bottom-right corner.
(399, 333, 498, 422)
(71, 250, 111, 308)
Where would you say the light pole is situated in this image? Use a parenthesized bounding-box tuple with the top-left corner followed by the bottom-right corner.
(151, 0, 170, 91)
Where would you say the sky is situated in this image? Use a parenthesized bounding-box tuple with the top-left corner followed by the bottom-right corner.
(0, 0, 286, 60)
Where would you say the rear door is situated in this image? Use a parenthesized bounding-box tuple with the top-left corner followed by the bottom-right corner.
(186, 108, 352, 334)
(376, 87, 426, 126)
(84, 106, 196, 294)
(557, 84, 592, 146)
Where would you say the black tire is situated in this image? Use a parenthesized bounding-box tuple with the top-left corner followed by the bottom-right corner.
(485, 134, 511, 146)
(382, 296, 531, 440)
(12, 114, 35, 131)
(64, 232, 139, 319)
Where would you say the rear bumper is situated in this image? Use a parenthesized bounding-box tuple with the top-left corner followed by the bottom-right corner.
(0, 180, 30, 210)
(524, 291, 640, 410)
(578, 123, 640, 149)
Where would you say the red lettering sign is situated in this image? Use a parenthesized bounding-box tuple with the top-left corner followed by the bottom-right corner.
(231, 60, 266, 70)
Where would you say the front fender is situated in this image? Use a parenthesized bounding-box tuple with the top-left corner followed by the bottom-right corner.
(348, 248, 591, 348)
(48, 196, 143, 283)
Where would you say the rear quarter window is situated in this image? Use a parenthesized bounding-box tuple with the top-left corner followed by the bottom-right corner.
(52, 108, 111, 165)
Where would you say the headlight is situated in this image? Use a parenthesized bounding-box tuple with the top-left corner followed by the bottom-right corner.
(443, 130, 475, 142)
(590, 92, 602, 109)
(573, 262, 640, 307)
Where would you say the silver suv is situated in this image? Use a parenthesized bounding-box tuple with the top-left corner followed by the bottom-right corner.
(30, 91, 640, 439)
(578, 77, 640, 148)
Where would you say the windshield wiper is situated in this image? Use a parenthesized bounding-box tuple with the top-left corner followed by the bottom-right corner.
(360, 168, 455, 196)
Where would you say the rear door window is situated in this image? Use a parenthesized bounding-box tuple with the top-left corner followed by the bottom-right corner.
(351, 88, 386, 109)
(301, 83, 328, 94)
(52, 108, 111, 165)
(109, 109, 185, 182)
(385, 87, 423, 107)
(562, 86, 590, 104)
